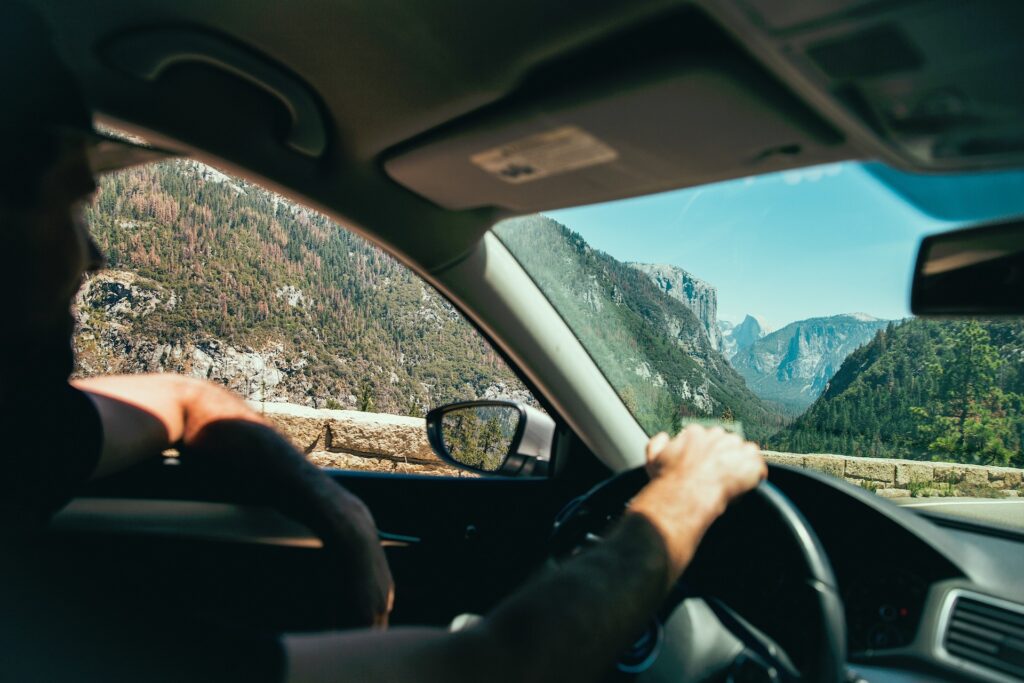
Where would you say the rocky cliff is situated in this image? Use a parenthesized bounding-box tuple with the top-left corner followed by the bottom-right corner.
(719, 314, 771, 360)
(731, 313, 890, 415)
(75, 270, 307, 401)
(74, 159, 530, 413)
(630, 263, 722, 351)
(495, 216, 783, 440)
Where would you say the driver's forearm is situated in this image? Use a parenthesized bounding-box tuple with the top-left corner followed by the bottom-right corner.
(629, 476, 725, 580)
(80, 373, 352, 525)
(76, 373, 260, 477)
(284, 512, 675, 683)
(477, 511, 674, 682)
(77, 374, 196, 477)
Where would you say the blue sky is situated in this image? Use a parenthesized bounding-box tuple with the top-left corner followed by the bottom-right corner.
(545, 162, 1024, 329)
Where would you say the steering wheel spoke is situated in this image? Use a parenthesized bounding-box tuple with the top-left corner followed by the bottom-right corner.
(707, 598, 800, 682)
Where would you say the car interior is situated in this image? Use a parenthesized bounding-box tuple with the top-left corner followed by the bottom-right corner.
(19, 0, 1024, 681)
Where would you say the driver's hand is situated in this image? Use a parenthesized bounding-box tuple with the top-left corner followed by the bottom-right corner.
(645, 425, 766, 506)
(629, 425, 766, 581)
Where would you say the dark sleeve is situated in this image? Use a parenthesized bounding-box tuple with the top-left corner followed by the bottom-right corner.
(0, 383, 103, 529)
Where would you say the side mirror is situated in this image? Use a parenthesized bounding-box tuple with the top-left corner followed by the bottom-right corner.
(425, 400, 555, 477)
(911, 218, 1024, 315)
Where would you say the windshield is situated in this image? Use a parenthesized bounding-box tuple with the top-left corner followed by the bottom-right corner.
(494, 161, 1024, 530)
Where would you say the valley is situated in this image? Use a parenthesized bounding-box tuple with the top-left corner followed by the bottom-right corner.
(77, 159, 1024, 469)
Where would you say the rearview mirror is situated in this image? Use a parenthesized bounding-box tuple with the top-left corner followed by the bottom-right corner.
(426, 400, 555, 476)
(911, 218, 1024, 315)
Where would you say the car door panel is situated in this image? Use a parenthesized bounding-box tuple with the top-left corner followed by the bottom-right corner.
(68, 461, 561, 627)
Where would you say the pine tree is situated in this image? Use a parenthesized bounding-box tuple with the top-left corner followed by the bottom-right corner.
(913, 322, 1023, 466)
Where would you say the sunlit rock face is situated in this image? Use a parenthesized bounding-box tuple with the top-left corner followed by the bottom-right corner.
(74, 270, 318, 404)
(719, 314, 771, 360)
(730, 313, 889, 415)
(630, 263, 721, 351)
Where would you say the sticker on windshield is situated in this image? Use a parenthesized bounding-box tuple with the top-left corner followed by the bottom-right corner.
(470, 126, 618, 184)
(679, 418, 745, 440)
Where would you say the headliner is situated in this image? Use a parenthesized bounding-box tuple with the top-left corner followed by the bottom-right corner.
(25, 0, 1024, 271)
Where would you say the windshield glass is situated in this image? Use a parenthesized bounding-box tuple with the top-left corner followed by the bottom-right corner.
(494, 161, 1024, 529)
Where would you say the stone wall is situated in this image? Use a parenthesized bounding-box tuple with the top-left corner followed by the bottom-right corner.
(763, 451, 1023, 498)
(251, 402, 468, 477)
(255, 401, 1024, 495)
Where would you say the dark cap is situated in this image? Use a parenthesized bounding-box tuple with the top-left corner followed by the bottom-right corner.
(1, 2, 176, 176)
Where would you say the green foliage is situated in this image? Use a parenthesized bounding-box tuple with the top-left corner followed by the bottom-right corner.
(912, 322, 1022, 466)
(907, 480, 931, 497)
(441, 407, 517, 471)
(955, 482, 1008, 499)
(357, 378, 377, 413)
(81, 160, 529, 413)
(771, 319, 1024, 468)
(858, 479, 878, 493)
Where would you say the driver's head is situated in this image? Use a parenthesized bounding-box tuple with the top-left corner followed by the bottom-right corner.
(0, 3, 172, 387)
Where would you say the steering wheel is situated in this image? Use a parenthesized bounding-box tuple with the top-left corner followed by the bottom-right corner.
(550, 467, 847, 682)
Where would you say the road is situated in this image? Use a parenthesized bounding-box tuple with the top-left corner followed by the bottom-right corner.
(892, 497, 1024, 530)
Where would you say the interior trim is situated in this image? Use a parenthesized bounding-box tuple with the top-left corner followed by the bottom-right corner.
(933, 587, 1024, 683)
(51, 498, 417, 548)
(101, 27, 328, 157)
(918, 511, 1024, 544)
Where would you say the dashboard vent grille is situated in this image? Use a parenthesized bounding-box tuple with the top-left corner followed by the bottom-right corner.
(943, 595, 1024, 680)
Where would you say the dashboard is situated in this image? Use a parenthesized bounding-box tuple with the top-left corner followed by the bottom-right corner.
(38, 462, 1024, 682)
(844, 570, 930, 653)
(770, 465, 1024, 682)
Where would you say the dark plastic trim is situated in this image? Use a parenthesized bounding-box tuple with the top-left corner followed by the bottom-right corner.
(910, 216, 1024, 316)
(917, 511, 1024, 544)
(101, 27, 328, 157)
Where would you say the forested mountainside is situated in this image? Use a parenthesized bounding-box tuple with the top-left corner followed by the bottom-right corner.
(75, 160, 528, 414)
(495, 216, 784, 441)
(771, 319, 1024, 467)
(731, 314, 891, 415)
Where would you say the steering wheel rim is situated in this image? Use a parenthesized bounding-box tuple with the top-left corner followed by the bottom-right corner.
(550, 466, 847, 682)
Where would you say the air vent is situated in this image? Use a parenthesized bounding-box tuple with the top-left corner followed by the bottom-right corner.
(941, 592, 1024, 681)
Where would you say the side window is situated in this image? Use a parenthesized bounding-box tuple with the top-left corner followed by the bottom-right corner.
(78, 158, 535, 477)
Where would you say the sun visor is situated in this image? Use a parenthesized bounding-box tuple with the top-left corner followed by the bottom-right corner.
(384, 59, 849, 213)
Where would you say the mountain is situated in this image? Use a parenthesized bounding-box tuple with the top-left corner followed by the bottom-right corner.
(719, 314, 770, 360)
(629, 263, 721, 350)
(770, 319, 1024, 467)
(75, 160, 530, 415)
(496, 216, 784, 441)
(730, 314, 890, 415)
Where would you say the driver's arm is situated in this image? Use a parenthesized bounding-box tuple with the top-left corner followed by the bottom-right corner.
(73, 372, 393, 627)
(284, 426, 765, 683)
(74, 373, 249, 478)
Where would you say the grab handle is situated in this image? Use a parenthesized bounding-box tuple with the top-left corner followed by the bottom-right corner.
(103, 28, 327, 158)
